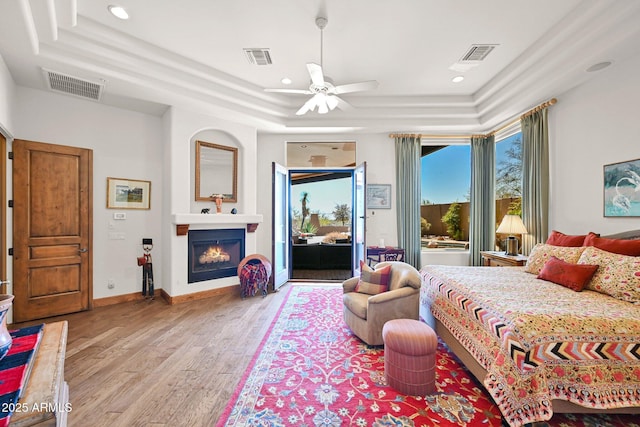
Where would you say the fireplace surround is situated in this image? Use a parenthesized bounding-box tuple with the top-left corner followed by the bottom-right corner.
(188, 228, 245, 283)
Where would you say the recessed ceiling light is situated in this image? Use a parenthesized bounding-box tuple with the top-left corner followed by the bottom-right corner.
(452, 75, 464, 83)
(281, 77, 292, 85)
(586, 61, 612, 72)
(108, 5, 129, 20)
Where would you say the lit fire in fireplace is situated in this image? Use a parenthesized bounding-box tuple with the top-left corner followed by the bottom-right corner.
(198, 245, 231, 264)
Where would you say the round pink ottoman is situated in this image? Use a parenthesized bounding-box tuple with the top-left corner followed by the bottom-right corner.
(382, 319, 437, 396)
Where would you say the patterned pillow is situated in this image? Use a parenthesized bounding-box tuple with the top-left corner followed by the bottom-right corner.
(537, 256, 599, 292)
(355, 261, 391, 295)
(578, 246, 640, 304)
(524, 243, 586, 275)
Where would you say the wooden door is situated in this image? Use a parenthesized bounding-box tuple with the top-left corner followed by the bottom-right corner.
(12, 139, 93, 322)
(0, 133, 6, 294)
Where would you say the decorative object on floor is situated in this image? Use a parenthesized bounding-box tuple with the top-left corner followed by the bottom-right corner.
(106, 177, 151, 209)
(496, 214, 527, 255)
(217, 286, 638, 427)
(0, 324, 44, 426)
(604, 158, 640, 217)
(136, 238, 154, 298)
(383, 318, 437, 396)
(237, 254, 271, 298)
(0, 294, 14, 360)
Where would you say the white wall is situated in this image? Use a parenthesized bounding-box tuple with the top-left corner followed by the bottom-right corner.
(0, 55, 14, 133)
(255, 133, 397, 260)
(550, 51, 640, 235)
(13, 87, 164, 299)
(162, 107, 258, 296)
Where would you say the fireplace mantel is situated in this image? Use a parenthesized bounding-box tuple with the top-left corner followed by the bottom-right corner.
(172, 213, 263, 235)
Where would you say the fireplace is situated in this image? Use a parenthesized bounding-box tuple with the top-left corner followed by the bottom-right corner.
(188, 228, 245, 283)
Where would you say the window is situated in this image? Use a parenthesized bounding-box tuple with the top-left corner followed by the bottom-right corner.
(495, 131, 523, 250)
(420, 144, 470, 250)
(419, 129, 523, 251)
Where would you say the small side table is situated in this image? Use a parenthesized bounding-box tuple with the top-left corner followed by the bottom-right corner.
(480, 251, 528, 267)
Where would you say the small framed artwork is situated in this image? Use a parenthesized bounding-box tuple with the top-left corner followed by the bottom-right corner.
(603, 158, 640, 217)
(107, 177, 151, 210)
(366, 184, 392, 209)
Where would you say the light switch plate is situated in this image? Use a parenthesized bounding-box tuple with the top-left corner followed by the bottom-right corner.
(113, 212, 126, 220)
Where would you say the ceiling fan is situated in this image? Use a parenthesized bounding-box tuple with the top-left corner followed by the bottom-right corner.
(265, 16, 379, 115)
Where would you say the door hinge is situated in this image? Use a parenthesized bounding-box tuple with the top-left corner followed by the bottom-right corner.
(8, 200, 13, 208)
(8, 151, 12, 160)
(8, 248, 13, 256)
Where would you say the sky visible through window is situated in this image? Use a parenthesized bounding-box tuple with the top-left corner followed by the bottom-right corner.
(421, 134, 520, 204)
(292, 177, 352, 217)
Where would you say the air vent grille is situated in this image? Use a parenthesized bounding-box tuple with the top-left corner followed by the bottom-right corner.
(42, 69, 105, 101)
(244, 48, 272, 65)
(461, 44, 497, 62)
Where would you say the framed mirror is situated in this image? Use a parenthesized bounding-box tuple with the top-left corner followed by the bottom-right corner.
(195, 140, 238, 202)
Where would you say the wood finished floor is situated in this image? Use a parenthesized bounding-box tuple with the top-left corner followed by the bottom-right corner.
(11, 282, 340, 427)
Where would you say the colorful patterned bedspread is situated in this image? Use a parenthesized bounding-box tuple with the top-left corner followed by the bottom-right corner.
(420, 265, 640, 427)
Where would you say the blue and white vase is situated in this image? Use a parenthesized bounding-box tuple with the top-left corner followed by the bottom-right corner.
(0, 294, 13, 361)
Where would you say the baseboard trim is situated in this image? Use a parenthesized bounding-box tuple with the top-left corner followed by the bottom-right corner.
(159, 284, 239, 305)
(93, 291, 159, 307)
(94, 285, 240, 307)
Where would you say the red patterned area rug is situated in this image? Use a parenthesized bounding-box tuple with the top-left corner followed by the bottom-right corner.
(216, 286, 639, 427)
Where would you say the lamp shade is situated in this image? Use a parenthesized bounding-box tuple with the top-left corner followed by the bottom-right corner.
(496, 215, 527, 235)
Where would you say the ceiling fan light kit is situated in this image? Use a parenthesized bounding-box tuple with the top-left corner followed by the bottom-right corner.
(265, 16, 378, 115)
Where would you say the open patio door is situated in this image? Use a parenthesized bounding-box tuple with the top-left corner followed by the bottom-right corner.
(352, 162, 366, 275)
(272, 162, 290, 289)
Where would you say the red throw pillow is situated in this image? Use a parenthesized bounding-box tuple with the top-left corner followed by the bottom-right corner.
(546, 230, 598, 247)
(583, 234, 640, 256)
(537, 256, 599, 292)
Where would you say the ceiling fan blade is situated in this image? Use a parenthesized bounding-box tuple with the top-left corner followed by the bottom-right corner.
(265, 88, 313, 94)
(333, 80, 379, 94)
(331, 95, 353, 111)
(295, 95, 320, 116)
(307, 63, 325, 86)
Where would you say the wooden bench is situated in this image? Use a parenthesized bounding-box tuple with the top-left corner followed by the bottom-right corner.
(10, 321, 68, 427)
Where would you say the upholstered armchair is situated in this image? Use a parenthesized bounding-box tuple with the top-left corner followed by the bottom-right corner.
(342, 261, 422, 346)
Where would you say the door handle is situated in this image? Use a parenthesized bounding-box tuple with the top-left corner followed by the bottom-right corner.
(78, 248, 88, 253)
(0, 280, 10, 285)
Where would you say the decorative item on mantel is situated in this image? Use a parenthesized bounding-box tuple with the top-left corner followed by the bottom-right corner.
(0, 294, 14, 361)
(211, 194, 224, 214)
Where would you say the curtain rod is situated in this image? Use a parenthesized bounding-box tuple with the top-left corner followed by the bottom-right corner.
(389, 97, 557, 140)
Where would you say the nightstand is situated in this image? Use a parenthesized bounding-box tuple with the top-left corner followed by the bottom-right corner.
(480, 250, 528, 267)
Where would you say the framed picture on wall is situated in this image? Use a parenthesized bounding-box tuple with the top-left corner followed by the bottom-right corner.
(603, 158, 640, 217)
(366, 184, 391, 209)
(107, 177, 151, 210)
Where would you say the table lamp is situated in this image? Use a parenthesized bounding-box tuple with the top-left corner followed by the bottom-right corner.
(496, 214, 527, 255)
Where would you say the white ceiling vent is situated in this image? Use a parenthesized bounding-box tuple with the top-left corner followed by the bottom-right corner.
(460, 44, 497, 62)
(42, 68, 105, 101)
(244, 48, 272, 65)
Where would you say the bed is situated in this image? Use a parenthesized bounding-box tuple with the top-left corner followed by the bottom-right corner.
(419, 230, 640, 427)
